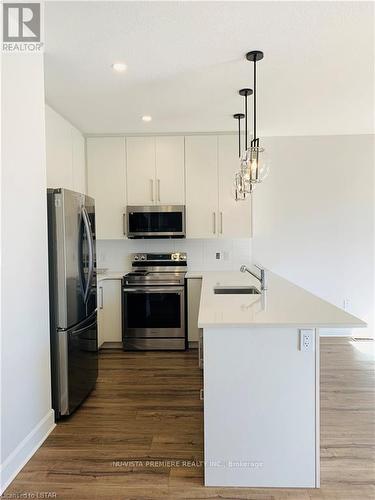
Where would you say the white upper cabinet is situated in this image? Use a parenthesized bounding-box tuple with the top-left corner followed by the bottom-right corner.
(45, 105, 86, 192)
(185, 136, 218, 238)
(71, 127, 86, 194)
(186, 134, 252, 239)
(126, 136, 185, 205)
(218, 135, 252, 238)
(126, 137, 156, 205)
(86, 133, 251, 240)
(155, 136, 185, 205)
(87, 137, 126, 239)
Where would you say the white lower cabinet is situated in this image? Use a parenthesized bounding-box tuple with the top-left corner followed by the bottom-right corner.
(187, 278, 203, 368)
(187, 278, 202, 343)
(98, 279, 122, 347)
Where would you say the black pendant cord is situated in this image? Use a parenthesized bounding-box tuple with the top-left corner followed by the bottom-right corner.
(251, 60, 260, 149)
(238, 117, 241, 157)
(245, 93, 248, 150)
(246, 50, 263, 149)
(239, 88, 252, 152)
(253, 59, 257, 144)
(233, 113, 245, 158)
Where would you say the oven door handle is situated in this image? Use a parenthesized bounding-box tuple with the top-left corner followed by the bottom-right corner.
(123, 287, 184, 293)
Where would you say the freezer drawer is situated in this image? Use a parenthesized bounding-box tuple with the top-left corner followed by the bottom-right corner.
(57, 311, 98, 417)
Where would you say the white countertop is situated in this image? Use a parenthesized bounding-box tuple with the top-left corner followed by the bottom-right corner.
(97, 271, 124, 282)
(186, 271, 204, 279)
(198, 271, 366, 329)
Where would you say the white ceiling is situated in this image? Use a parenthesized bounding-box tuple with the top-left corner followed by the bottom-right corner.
(44, 1, 374, 135)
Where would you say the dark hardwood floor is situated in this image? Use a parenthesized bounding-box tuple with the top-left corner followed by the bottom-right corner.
(4, 338, 375, 499)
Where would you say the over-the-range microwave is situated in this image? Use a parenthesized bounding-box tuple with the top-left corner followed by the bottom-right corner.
(126, 205, 186, 239)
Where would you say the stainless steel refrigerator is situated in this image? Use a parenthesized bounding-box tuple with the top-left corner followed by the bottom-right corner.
(47, 188, 98, 419)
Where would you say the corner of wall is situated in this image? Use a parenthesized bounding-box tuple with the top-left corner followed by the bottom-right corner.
(0, 410, 55, 494)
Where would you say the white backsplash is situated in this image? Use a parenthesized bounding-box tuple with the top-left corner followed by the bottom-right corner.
(96, 238, 252, 272)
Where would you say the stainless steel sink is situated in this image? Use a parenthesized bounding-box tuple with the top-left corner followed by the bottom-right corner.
(214, 286, 260, 295)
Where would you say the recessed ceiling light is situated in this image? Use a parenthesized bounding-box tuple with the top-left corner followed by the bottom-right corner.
(111, 62, 127, 72)
(142, 115, 152, 122)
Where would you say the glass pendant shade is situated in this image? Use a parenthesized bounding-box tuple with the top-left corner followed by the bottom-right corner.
(235, 170, 255, 199)
(234, 172, 246, 200)
(241, 146, 270, 184)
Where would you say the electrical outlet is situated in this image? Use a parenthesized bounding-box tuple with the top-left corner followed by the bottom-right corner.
(299, 329, 314, 352)
(343, 298, 350, 311)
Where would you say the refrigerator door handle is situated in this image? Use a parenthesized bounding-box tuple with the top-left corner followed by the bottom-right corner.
(82, 207, 94, 303)
(68, 319, 97, 336)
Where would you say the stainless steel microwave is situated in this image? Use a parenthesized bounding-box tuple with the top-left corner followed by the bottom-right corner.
(126, 205, 186, 238)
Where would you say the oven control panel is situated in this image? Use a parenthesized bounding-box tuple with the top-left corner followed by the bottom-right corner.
(132, 252, 187, 263)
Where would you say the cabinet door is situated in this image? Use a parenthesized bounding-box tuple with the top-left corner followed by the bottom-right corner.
(126, 137, 156, 205)
(185, 136, 218, 238)
(155, 136, 185, 205)
(218, 135, 252, 238)
(87, 137, 126, 239)
(45, 105, 74, 190)
(98, 279, 122, 346)
(187, 278, 202, 342)
(72, 127, 86, 194)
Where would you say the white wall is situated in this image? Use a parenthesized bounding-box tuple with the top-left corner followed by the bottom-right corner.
(0, 54, 55, 493)
(252, 135, 374, 338)
(96, 238, 252, 273)
(45, 104, 86, 193)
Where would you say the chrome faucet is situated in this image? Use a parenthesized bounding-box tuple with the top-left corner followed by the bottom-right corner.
(240, 264, 267, 291)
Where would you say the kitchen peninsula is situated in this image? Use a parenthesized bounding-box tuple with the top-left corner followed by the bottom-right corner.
(195, 270, 366, 488)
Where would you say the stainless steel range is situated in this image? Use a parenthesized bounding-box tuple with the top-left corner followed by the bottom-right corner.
(122, 253, 187, 350)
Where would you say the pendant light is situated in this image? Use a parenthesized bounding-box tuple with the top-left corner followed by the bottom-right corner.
(233, 113, 246, 201)
(241, 50, 269, 186)
(234, 88, 254, 198)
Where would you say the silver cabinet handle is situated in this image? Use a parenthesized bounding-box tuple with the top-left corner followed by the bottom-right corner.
(99, 286, 104, 309)
(220, 212, 223, 234)
(199, 389, 204, 401)
(150, 179, 154, 202)
(123, 213, 126, 236)
(213, 212, 216, 234)
(157, 179, 160, 202)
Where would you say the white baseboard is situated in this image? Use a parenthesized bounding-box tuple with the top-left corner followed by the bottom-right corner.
(0, 409, 55, 494)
